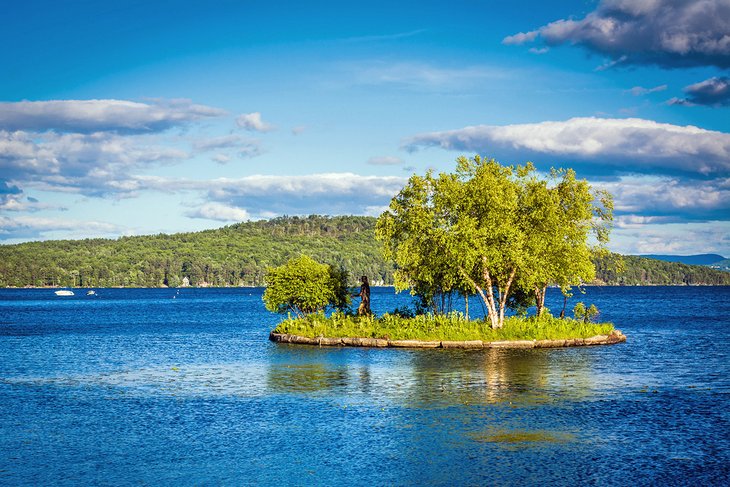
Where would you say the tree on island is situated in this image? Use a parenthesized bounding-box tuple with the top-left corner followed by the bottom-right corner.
(263, 255, 350, 317)
(376, 156, 613, 329)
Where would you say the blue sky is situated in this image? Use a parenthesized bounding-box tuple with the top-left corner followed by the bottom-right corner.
(1, 0, 729, 256)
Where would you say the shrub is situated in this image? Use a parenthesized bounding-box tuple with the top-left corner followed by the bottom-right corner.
(263, 255, 351, 316)
(573, 302, 600, 323)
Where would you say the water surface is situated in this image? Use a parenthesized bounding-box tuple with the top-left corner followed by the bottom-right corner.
(1, 287, 728, 485)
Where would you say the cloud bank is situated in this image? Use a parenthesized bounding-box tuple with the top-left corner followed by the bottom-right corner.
(0, 99, 225, 133)
(402, 117, 730, 177)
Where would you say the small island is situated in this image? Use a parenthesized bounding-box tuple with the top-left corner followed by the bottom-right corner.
(266, 157, 627, 349)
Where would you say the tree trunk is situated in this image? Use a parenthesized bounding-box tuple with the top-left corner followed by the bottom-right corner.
(534, 285, 547, 317)
(496, 267, 516, 328)
(483, 265, 500, 329)
(459, 265, 498, 329)
(464, 293, 469, 321)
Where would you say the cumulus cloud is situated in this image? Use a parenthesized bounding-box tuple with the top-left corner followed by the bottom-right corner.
(205, 173, 406, 216)
(367, 156, 404, 166)
(402, 117, 730, 177)
(611, 220, 730, 255)
(597, 176, 730, 221)
(669, 76, 730, 106)
(235, 112, 275, 132)
(0, 130, 188, 196)
(186, 202, 251, 222)
(0, 99, 225, 133)
(503, 0, 730, 69)
(132, 173, 407, 218)
(0, 98, 233, 199)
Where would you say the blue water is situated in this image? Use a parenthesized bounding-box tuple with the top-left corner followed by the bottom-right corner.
(1, 287, 728, 486)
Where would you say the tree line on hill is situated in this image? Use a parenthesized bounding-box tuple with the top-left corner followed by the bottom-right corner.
(0, 215, 728, 288)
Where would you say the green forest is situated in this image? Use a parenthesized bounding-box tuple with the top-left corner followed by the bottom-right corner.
(0, 215, 728, 288)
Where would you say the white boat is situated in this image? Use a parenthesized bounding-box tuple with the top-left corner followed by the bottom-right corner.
(54, 290, 74, 296)
(86, 290, 96, 296)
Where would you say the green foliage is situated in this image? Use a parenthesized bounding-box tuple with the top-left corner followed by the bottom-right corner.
(0, 215, 393, 288)
(572, 302, 600, 323)
(376, 155, 613, 328)
(593, 253, 730, 285)
(263, 255, 351, 316)
(273, 312, 615, 342)
(0, 213, 727, 289)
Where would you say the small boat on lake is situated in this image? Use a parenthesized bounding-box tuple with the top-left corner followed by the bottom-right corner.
(54, 290, 74, 296)
(86, 290, 96, 296)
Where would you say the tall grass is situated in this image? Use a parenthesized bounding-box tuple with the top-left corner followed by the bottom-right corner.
(272, 311, 614, 342)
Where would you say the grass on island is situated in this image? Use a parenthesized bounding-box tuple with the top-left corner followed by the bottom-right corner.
(272, 312, 614, 342)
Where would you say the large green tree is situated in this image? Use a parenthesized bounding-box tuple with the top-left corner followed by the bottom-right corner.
(517, 168, 613, 316)
(375, 170, 472, 315)
(376, 156, 613, 328)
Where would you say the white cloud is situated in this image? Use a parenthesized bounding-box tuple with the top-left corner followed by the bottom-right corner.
(502, 31, 539, 45)
(132, 173, 407, 218)
(0, 99, 225, 133)
(235, 112, 275, 132)
(186, 202, 250, 222)
(402, 117, 730, 177)
(367, 156, 404, 166)
(0, 215, 126, 241)
(0, 130, 189, 196)
(610, 220, 730, 255)
(597, 176, 730, 221)
(503, 0, 730, 69)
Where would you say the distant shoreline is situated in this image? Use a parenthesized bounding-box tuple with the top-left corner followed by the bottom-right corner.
(6, 283, 730, 289)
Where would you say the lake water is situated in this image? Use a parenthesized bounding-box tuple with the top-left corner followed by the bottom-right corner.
(1, 286, 728, 486)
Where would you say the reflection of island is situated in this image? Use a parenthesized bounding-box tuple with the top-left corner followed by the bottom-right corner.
(399, 348, 599, 408)
(265, 346, 601, 407)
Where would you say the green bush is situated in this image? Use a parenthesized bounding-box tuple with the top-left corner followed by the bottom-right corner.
(263, 255, 351, 316)
(573, 302, 600, 323)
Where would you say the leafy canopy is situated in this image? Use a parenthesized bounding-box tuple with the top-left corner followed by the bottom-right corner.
(376, 155, 614, 328)
(263, 255, 350, 316)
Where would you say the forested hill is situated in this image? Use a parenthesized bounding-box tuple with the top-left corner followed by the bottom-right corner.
(0, 216, 393, 288)
(1, 215, 729, 287)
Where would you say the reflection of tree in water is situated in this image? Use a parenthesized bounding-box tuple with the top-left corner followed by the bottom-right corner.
(400, 348, 598, 408)
(264, 346, 599, 405)
(265, 347, 375, 396)
(267, 363, 350, 394)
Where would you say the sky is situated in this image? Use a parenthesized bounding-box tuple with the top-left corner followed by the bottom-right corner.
(1, 0, 729, 256)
